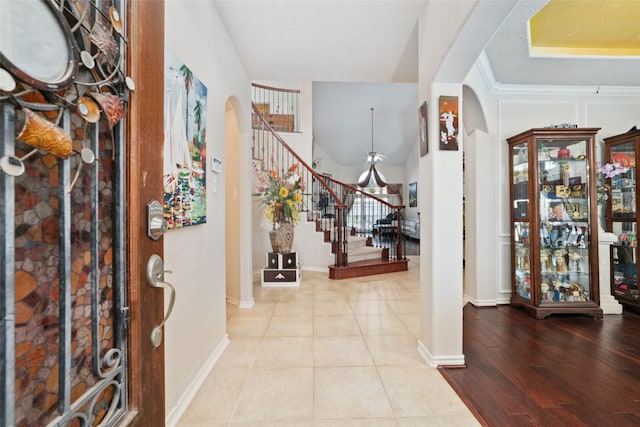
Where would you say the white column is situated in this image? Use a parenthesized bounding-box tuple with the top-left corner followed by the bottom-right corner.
(598, 230, 623, 314)
(418, 84, 465, 367)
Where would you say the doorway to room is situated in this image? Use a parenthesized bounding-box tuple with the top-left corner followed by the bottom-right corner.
(225, 99, 243, 306)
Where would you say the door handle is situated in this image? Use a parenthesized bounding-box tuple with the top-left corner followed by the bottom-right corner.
(146, 254, 176, 348)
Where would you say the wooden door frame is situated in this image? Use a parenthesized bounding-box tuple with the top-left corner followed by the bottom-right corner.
(126, 1, 166, 425)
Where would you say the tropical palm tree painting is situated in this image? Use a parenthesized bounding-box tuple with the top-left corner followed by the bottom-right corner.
(163, 48, 208, 229)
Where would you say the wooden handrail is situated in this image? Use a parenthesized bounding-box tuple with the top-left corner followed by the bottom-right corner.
(251, 102, 345, 208)
(252, 82, 301, 94)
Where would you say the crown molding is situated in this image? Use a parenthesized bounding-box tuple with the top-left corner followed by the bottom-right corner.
(475, 50, 640, 97)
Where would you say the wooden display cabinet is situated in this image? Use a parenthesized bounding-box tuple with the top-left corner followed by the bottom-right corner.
(604, 129, 640, 312)
(507, 128, 602, 319)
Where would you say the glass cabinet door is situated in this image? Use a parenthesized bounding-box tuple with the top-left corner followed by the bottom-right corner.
(609, 142, 636, 219)
(512, 143, 529, 220)
(512, 142, 530, 299)
(611, 222, 638, 301)
(537, 138, 592, 304)
(513, 222, 531, 300)
(609, 140, 638, 301)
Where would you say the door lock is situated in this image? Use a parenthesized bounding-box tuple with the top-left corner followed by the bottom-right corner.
(147, 200, 167, 240)
(146, 254, 175, 348)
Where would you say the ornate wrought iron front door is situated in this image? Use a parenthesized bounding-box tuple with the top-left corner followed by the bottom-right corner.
(1, 1, 166, 425)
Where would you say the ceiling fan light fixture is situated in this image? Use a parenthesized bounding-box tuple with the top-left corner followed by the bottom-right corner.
(358, 108, 387, 187)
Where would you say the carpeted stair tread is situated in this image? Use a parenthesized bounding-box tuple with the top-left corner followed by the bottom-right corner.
(347, 245, 383, 263)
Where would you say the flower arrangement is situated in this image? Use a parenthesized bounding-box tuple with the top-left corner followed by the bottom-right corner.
(596, 162, 630, 206)
(252, 161, 305, 228)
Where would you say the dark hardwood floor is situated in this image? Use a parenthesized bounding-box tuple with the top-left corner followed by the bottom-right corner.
(440, 304, 640, 427)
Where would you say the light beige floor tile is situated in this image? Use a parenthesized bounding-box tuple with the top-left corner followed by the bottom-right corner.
(227, 316, 270, 338)
(179, 367, 249, 423)
(273, 301, 314, 317)
(355, 314, 409, 336)
(227, 302, 238, 319)
(233, 367, 314, 421)
(371, 279, 403, 290)
(313, 336, 374, 366)
(396, 314, 420, 338)
(314, 366, 393, 419)
(379, 365, 472, 417)
(396, 416, 481, 426)
(406, 288, 420, 298)
(264, 316, 313, 337)
(375, 287, 416, 300)
(254, 337, 313, 368)
(347, 287, 385, 302)
(396, 277, 420, 289)
(349, 299, 394, 316)
(385, 299, 420, 315)
(177, 421, 228, 427)
(365, 334, 424, 366)
(314, 315, 361, 336)
(277, 288, 314, 303)
(179, 264, 483, 427)
(315, 418, 397, 426)
(229, 420, 314, 426)
(252, 287, 285, 303)
(314, 300, 353, 316)
(233, 301, 277, 317)
(216, 337, 261, 368)
(313, 289, 349, 302)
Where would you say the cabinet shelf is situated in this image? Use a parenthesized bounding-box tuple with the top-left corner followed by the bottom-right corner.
(508, 128, 602, 319)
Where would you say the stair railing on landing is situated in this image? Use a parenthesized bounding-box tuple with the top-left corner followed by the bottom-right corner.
(316, 174, 407, 262)
(252, 83, 300, 132)
(251, 101, 407, 267)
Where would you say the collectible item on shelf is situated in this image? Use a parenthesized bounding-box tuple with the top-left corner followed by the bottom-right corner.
(508, 128, 602, 319)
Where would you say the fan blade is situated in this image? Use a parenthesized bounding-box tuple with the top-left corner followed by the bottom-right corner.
(358, 165, 373, 187)
(372, 165, 387, 187)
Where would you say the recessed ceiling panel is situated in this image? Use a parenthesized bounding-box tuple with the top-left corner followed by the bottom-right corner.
(529, 0, 640, 57)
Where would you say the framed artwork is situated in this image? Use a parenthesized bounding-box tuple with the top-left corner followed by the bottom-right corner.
(419, 101, 428, 157)
(408, 182, 417, 207)
(163, 47, 208, 229)
(439, 95, 459, 151)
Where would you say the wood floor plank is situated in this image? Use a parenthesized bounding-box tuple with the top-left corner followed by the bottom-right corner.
(440, 305, 640, 427)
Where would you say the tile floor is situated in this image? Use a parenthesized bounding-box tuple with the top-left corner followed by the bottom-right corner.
(178, 256, 480, 426)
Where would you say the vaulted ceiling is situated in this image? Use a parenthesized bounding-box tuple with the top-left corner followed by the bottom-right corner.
(215, 0, 640, 167)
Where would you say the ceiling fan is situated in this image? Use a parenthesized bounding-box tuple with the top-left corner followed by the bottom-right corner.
(358, 108, 387, 187)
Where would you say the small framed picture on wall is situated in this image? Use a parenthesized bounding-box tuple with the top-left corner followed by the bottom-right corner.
(439, 95, 459, 151)
(409, 182, 417, 207)
(419, 101, 428, 157)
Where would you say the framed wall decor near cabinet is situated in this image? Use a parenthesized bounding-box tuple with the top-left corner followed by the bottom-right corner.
(507, 128, 603, 319)
(604, 129, 640, 311)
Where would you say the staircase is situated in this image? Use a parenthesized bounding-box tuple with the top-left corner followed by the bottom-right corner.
(251, 84, 408, 279)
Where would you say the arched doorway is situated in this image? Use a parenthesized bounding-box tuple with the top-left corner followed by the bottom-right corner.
(225, 99, 242, 305)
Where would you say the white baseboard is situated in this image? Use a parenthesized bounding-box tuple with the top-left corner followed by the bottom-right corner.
(463, 294, 497, 307)
(239, 298, 255, 309)
(226, 295, 241, 306)
(165, 335, 230, 427)
(417, 340, 465, 368)
(301, 265, 329, 273)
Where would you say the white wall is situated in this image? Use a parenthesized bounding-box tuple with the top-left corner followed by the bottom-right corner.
(163, 2, 251, 424)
